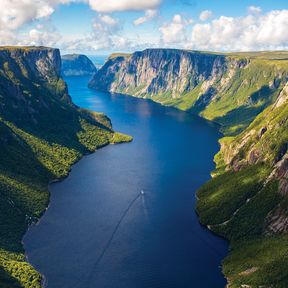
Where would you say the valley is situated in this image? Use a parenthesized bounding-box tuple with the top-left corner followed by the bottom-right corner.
(90, 49, 288, 288)
(0, 47, 131, 288)
(1, 46, 288, 288)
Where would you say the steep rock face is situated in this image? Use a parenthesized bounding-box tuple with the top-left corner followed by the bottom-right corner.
(90, 49, 228, 98)
(61, 54, 97, 76)
(91, 48, 288, 288)
(90, 49, 288, 136)
(274, 82, 288, 108)
(216, 81, 288, 176)
(198, 81, 288, 287)
(1, 47, 61, 77)
(0, 47, 72, 129)
(0, 46, 131, 288)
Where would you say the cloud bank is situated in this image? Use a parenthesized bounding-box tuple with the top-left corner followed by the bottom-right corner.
(190, 9, 288, 51)
(88, 0, 161, 13)
(0, 0, 287, 53)
(159, 15, 193, 45)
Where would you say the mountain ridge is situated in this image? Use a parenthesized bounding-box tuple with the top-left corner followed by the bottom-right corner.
(0, 46, 131, 288)
(90, 48, 288, 136)
(90, 48, 288, 288)
(61, 54, 97, 76)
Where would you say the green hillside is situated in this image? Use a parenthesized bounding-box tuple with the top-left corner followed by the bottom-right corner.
(0, 47, 131, 288)
(92, 49, 288, 288)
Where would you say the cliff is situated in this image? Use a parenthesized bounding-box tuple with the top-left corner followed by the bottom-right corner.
(90, 49, 288, 135)
(61, 54, 97, 76)
(197, 86, 288, 288)
(90, 48, 288, 288)
(90, 49, 226, 98)
(0, 46, 131, 288)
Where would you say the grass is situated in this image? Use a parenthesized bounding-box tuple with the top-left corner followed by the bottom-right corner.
(214, 181, 282, 240)
(108, 53, 131, 60)
(0, 46, 52, 52)
(196, 93, 288, 287)
(94, 49, 288, 288)
(200, 59, 287, 134)
(196, 164, 270, 226)
(111, 132, 133, 144)
(224, 235, 288, 288)
(0, 47, 132, 287)
(99, 49, 288, 136)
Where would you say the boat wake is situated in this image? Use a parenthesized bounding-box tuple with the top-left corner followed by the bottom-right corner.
(88, 190, 145, 286)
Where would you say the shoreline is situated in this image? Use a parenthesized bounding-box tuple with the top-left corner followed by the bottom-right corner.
(23, 88, 226, 287)
(95, 89, 228, 282)
(22, 137, 132, 287)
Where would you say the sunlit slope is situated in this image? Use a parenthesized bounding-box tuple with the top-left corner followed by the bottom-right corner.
(91, 49, 288, 135)
(0, 46, 131, 288)
(91, 48, 288, 288)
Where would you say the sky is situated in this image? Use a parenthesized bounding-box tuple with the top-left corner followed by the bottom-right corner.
(0, 0, 288, 54)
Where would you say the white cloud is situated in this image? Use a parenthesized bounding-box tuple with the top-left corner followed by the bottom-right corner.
(0, 21, 63, 47)
(0, 0, 53, 31)
(199, 10, 213, 21)
(0, 1, 287, 53)
(0, 31, 16, 46)
(61, 17, 160, 53)
(159, 15, 186, 45)
(87, 0, 161, 13)
(0, 0, 85, 30)
(62, 13, 123, 51)
(26, 27, 62, 46)
(0, 0, 81, 44)
(87, 15, 120, 49)
(133, 9, 157, 25)
(0, 0, 72, 46)
(99, 15, 119, 26)
(159, 14, 193, 46)
(0, 0, 161, 48)
(0, 0, 154, 52)
(190, 9, 288, 51)
(248, 6, 262, 14)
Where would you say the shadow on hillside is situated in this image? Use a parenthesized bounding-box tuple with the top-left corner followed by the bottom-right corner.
(214, 105, 270, 135)
(0, 267, 22, 288)
(196, 84, 277, 135)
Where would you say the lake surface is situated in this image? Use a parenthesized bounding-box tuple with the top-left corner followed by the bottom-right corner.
(24, 75, 228, 288)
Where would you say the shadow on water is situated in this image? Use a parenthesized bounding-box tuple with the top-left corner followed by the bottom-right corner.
(24, 75, 228, 288)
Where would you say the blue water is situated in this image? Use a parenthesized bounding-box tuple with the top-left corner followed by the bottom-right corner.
(87, 55, 108, 69)
(24, 76, 228, 288)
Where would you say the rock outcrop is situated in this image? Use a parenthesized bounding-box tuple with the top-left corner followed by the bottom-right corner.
(90, 48, 288, 288)
(0, 46, 128, 288)
(90, 49, 288, 137)
(0, 47, 72, 127)
(89, 49, 227, 98)
(61, 54, 97, 76)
